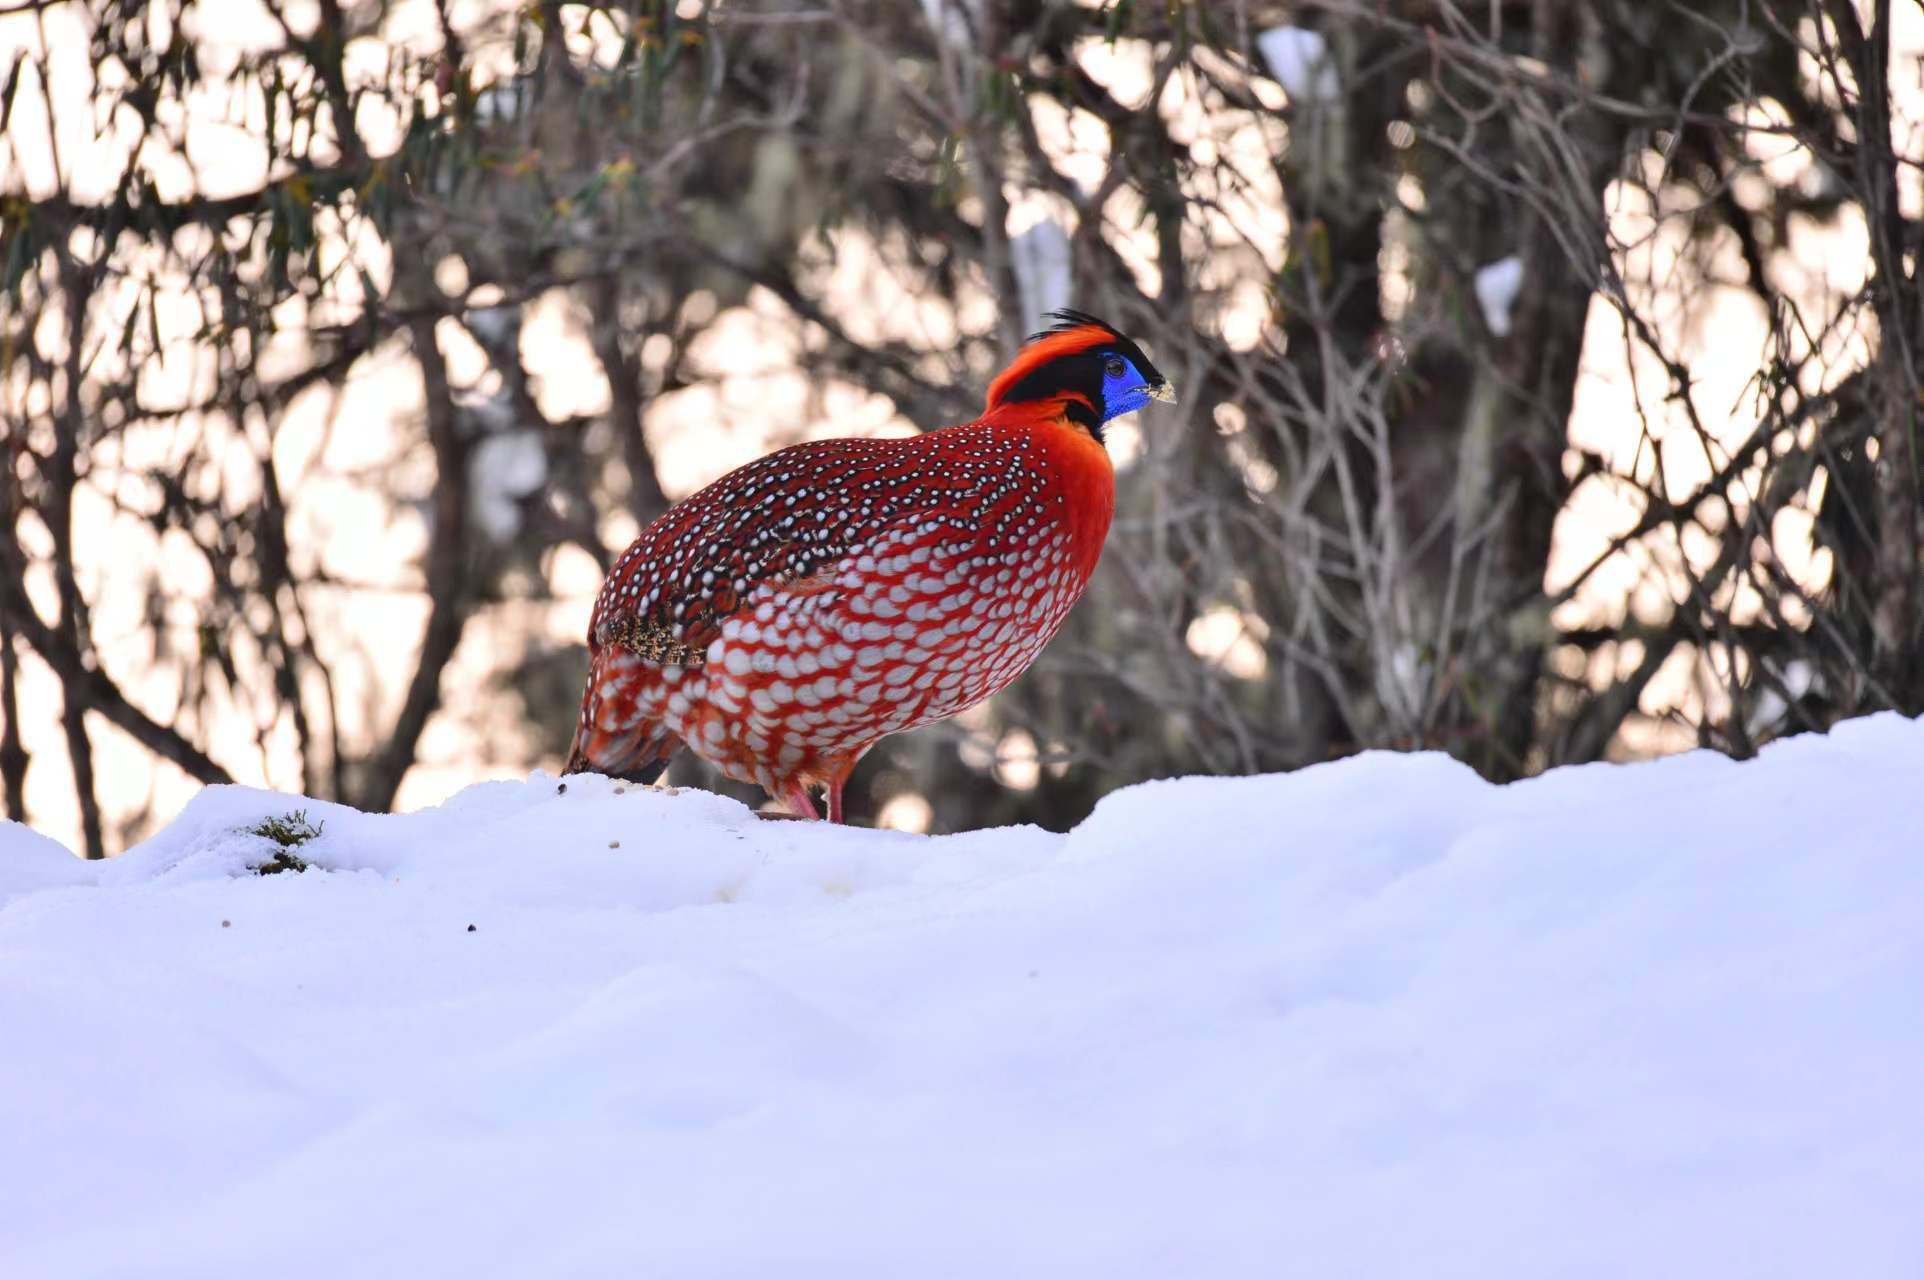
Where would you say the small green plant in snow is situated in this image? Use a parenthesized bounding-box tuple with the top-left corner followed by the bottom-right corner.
(244, 811, 324, 875)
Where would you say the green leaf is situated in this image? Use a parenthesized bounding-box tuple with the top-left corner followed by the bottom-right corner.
(357, 265, 381, 345)
(119, 295, 141, 355)
(0, 52, 25, 134)
(1, 212, 31, 299)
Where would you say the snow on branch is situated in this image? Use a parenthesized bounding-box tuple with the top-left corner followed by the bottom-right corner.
(1474, 256, 1525, 338)
(1257, 26, 1340, 105)
(1011, 218, 1073, 338)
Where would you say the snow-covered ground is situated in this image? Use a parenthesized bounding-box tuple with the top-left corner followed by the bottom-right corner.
(3, 716, 1920, 1278)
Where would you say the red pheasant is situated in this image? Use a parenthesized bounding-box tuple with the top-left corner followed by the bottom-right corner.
(564, 310, 1173, 820)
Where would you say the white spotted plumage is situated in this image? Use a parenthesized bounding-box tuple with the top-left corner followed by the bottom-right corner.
(565, 310, 1168, 820)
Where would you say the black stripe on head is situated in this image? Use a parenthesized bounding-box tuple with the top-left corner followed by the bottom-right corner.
(1001, 310, 1166, 426)
(1029, 309, 1166, 385)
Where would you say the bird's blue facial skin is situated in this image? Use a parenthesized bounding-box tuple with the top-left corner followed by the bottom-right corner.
(1100, 354, 1155, 421)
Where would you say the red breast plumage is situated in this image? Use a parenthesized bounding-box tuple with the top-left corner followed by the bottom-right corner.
(564, 310, 1171, 820)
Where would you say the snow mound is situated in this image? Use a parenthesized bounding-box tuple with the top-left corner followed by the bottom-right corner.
(3, 716, 1921, 1277)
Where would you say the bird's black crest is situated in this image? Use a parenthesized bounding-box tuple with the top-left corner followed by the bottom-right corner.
(1027, 307, 1118, 344)
(1028, 308, 1162, 383)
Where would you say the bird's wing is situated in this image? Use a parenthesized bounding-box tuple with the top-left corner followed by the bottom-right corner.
(590, 437, 985, 665)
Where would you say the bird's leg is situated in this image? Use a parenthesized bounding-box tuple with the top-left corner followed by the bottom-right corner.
(779, 782, 821, 821)
(823, 749, 868, 825)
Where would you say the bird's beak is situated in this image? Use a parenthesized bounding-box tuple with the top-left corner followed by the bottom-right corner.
(1148, 381, 1178, 404)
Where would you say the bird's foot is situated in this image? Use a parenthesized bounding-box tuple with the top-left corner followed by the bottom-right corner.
(773, 784, 822, 821)
(609, 780, 681, 798)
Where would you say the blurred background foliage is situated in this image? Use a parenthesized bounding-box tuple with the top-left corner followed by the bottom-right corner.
(2, 0, 1921, 855)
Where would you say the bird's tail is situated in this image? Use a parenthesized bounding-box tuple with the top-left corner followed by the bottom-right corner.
(563, 645, 678, 784)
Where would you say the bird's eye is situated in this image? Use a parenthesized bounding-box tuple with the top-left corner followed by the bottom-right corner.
(1103, 356, 1126, 379)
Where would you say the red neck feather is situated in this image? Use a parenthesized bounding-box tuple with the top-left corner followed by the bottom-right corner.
(974, 398, 1115, 581)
